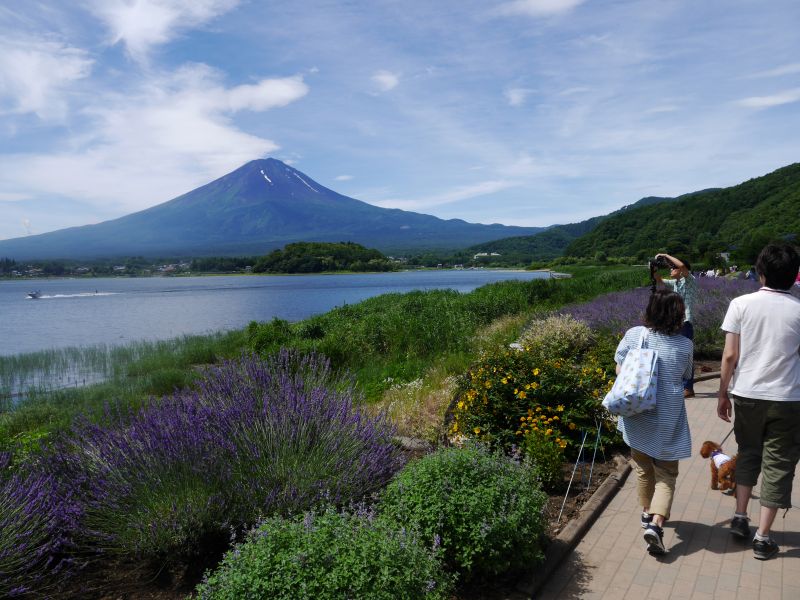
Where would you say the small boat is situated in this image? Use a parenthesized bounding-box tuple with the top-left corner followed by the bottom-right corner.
(27, 290, 42, 299)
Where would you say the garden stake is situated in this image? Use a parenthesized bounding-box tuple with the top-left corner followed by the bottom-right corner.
(587, 419, 602, 488)
(558, 430, 589, 523)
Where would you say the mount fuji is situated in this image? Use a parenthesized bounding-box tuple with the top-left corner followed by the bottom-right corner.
(0, 158, 544, 259)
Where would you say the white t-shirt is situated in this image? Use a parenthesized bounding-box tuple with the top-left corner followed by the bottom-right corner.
(721, 288, 800, 401)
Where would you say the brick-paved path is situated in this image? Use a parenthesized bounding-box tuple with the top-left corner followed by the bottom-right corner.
(538, 377, 800, 599)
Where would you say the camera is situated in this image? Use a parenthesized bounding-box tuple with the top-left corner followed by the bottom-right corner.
(649, 255, 674, 272)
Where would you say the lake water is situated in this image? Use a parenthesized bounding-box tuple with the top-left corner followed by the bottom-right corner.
(0, 270, 549, 357)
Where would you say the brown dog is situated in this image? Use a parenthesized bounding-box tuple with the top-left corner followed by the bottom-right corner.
(699, 441, 737, 491)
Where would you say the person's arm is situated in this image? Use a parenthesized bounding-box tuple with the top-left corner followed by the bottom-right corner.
(717, 332, 740, 422)
(656, 253, 690, 277)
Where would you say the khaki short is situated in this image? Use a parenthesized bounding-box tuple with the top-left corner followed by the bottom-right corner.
(733, 395, 800, 509)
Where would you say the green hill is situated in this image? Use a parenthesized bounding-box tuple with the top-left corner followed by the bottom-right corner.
(564, 163, 800, 262)
(252, 241, 395, 273)
(464, 195, 681, 263)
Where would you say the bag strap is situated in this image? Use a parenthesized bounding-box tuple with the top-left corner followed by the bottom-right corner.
(637, 328, 649, 349)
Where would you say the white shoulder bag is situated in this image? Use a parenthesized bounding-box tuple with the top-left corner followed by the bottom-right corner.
(602, 329, 658, 417)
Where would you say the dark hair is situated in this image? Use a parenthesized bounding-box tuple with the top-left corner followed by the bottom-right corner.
(678, 258, 691, 272)
(645, 290, 685, 335)
(755, 243, 800, 290)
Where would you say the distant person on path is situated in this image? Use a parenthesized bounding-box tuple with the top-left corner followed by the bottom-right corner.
(717, 243, 800, 560)
(614, 290, 693, 555)
(654, 252, 698, 397)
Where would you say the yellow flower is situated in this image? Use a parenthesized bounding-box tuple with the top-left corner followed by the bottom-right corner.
(568, 422, 576, 430)
(516, 430, 522, 435)
(484, 380, 492, 389)
(474, 427, 481, 434)
(531, 382, 539, 390)
(520, 416, 526, 422)
(457, 401, 465, 410)
(545, 429, 553, 436)
(556, 405, 564, 412)
(517, 390, 527, 399)
(533, 368, 540, 376)
(501, 377, 508, 385)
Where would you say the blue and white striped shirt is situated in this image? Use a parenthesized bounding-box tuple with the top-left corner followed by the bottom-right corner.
(614, 326, 694, 460)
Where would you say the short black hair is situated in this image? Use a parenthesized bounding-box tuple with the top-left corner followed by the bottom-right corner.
(755, 243, 800, 290)
(645, 290, 685, 335)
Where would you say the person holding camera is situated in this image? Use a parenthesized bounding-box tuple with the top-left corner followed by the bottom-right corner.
(652, 253, 698, 398)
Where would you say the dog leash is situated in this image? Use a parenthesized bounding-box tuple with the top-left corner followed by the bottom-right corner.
(719, 427, 734, 446)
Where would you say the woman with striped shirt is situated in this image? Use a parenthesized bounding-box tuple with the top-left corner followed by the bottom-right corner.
(614, 290, 693, 555)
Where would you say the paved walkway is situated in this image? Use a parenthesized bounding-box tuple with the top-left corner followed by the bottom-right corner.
(537, 377, 800, 600)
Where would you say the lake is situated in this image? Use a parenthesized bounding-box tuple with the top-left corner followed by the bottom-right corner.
(0, 270, 549, 357)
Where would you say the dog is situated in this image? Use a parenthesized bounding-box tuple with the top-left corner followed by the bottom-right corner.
(699, 441, 737, 491)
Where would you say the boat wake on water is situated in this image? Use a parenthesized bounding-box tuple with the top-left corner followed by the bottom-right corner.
(26, 292, 119, 299)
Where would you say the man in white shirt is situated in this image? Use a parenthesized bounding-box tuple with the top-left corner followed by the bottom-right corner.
(717, 243, 800, 560)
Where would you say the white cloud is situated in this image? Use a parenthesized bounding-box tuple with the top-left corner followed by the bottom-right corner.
(226, 76, 309, 111)
(334, 174, 353, 181)
(494, 0, 586, 18)
(504, 87, 532, 107)
(369, 180, 516, 211)
(748, 63, 800, 79)
(0, 38, 93, 119)
(0, 66, 309, 215)
(644, 105, 680, 114)
(371, 70, 400, 92)
(736, 88, 800, 109)
(89, 0, 240, 61)
(0, 192, 31, 202)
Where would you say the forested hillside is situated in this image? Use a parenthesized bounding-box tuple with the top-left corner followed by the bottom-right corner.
(252, 242, 396, 273)
(564, 163, 800, 262)
(464, 194, 682, 263)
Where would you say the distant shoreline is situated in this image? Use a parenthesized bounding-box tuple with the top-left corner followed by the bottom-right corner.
(2, 266, 544, 281)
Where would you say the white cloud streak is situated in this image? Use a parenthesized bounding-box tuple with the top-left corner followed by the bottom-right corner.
(0, 66, 309, 215)
(0, 38, 93, 119)
(369, 180, 516, 211)
(89, 0, 240, 61)
(371, 70, 400, 92)
(494, 0, 586, 18)
(504, 87, 532, 107)
(736, 88, 800, 109)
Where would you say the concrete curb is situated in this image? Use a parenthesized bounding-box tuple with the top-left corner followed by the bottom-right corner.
(515, 453, 632, 598)
(694, 370, 720, 382)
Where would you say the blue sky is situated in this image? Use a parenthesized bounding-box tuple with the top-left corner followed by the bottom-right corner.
(1, 0, 799, 242)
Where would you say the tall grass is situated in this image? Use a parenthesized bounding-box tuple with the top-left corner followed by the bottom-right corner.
(0, 330, 247, 459)
(248, 267, 647, 399)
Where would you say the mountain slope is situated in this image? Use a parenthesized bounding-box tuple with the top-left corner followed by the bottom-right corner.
(465, 194, 683, 261)
(0, 159, 544, 259)
(564, 163, 800, 259)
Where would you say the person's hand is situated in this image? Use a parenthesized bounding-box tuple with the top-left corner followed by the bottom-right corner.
(717, 391, 732, 422)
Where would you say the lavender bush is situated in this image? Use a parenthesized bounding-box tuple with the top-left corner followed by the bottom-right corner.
(0, 467, 82, 598)
(62, 350, 405, 561)
(557, 277, 759, 355)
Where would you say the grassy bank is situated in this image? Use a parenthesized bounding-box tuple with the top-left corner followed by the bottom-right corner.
(1, 266, 646, 459)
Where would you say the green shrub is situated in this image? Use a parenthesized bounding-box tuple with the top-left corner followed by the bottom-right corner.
(449, 345, 614, 462)
(520, 428, 564, 490)
(518, 314, 594, 362)
(146, 367, 191, 396)
(378, 445, 547, 579)
(195, 507, 452, 600)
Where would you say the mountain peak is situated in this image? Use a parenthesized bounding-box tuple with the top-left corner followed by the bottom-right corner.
(0, 159, 543, 259)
